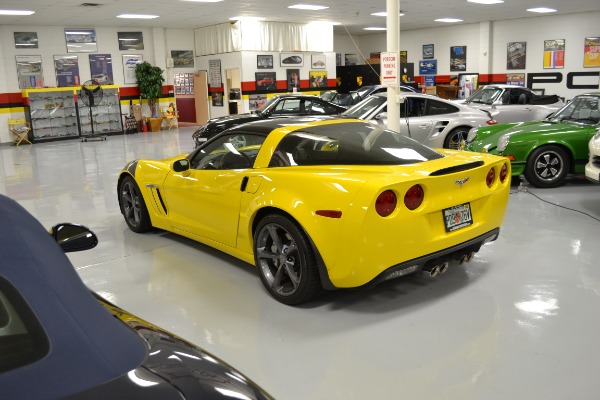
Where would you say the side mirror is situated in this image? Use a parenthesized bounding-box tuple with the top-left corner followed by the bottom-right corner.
(173, 159, 190, 172)
(375, 112, 388, 120)
(50, 223, 98, 253)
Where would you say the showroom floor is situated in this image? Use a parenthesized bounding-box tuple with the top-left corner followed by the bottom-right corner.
(2, 127, 600, 399)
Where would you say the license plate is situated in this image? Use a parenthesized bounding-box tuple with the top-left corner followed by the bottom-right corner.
(443, 203, 473, 232)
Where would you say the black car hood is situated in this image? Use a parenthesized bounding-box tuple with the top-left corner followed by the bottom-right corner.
(208, 113, 263, 127)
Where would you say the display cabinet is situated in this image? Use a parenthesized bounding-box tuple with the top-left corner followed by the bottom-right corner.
(76, 85, 123, 138)
(24, 88, 79, 143)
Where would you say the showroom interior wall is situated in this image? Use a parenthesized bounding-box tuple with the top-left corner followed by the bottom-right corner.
(336, 11, 600, 100)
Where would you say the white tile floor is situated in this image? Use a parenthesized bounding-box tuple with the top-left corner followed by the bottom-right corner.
(2, 128, 600, 399)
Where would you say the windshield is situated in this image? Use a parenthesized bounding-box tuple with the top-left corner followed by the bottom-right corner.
(341, 95, 387, 119)
(466, 87, 503, 104)
(551, 95, 600, 125)
(354, 86, 376, 99)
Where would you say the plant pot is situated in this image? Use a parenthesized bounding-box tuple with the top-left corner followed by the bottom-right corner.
(148, 117, 163, 132)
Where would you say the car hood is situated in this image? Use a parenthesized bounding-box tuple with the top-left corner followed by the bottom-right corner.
(207, 113, 262, 126)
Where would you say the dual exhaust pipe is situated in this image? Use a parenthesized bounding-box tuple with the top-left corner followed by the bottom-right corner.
(422, 251, 476, 278)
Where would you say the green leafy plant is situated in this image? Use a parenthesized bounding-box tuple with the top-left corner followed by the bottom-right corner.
(134, 61, 165, 118)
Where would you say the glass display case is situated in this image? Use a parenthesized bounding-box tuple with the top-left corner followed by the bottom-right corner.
(24, 88, 79, 142)
(77, 85, 123, 138)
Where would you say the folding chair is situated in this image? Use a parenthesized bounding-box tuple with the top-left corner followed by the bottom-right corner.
(8, 118, 32, 146)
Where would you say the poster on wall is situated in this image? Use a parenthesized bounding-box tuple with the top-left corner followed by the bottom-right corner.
(423, 44, 434, 59)
(507, 42, 526, 70)
(54, 55, 80, 86)
(450, 46, 466, 71)
(122, 54, 143, 84)
(118, 32, 144, 50)
(287, 69, 300, 92)
(543, 39, 565, 69)
(249, 94, 267, 111)
(400, 51, 407, 64)
(14, 32, 38, 49)
(171, 50, 194, 68)
(257, 55, 273, 69)
(281, 53, 303, 67)
(309, 70, 328, 88)
(311, 54, 326, 69)
(208, 59, 222, 88)
(255, 72, 276, 90)
(212, 92, 224, 106)
(89, 54, 114, 84)
(584, 37, 600, 68)
(16, 55, 43, 89)
(506, 73, 526, 86)
(419, 60, 437, 75)
(65, 28, 97, 53)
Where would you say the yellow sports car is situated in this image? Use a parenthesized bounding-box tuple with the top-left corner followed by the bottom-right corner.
(118, 119, 510, 305)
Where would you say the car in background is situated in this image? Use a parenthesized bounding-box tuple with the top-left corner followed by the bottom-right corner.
(456, 84, 564, 124)
(119, 118, 510, 305)
(192, 94, 346, 148)
(585, 130, 600, 183)
(341, 93, 497, 149)
(0, 194, 272, 399)
(466, 93, 600, 188)
(320, 84, 418, 108)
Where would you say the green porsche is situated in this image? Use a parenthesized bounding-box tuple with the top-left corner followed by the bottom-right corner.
(465, 93, 600, 188)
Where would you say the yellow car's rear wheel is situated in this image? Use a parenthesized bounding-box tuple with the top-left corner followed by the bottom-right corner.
(254, 214, 321, 305)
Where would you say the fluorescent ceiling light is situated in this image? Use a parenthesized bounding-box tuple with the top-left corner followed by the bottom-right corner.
(435, 18, 464, 23)
(117, 14, 159, 19)
(0, 9, 35, 15)
(527, 7, 557, 13)
(288, 4, 329, 11)
(229, 16, 265, 21)
(371, 11, 405, 17)
(467, 0, 504, 4)
(180, 0, 223, 2)
(364, 27, 387, 31)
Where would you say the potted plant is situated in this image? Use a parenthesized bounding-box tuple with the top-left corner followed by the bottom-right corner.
(134, 61, 165, 129)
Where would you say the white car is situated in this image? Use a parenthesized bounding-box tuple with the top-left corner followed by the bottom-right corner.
(341, 93, 497, 149)
(455, 84, 564, 124)
(585, 130, 600, 183)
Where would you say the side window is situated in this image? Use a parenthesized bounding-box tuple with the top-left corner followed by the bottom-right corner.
(0, 277, 49, 373)
(406, 98, 426, 117)
(190, 133, 266, 170)
(271, 99, 302, 115)
(310, 100, 338, 115)
(427, 99, 459, 115)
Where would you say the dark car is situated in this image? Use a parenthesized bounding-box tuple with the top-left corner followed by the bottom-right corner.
(320, 85, 418, 108)
(192, 94, 346, 148)
(0, 194, 272, 399)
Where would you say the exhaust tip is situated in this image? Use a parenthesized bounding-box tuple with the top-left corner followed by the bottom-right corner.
(439, 261, 449, 274)
(467, 252, 476, 262)
(459, 254, 469, 265)
(429, 266, 441, 278)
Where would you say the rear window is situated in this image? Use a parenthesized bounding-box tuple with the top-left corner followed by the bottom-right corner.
(269, 123, 444, 167)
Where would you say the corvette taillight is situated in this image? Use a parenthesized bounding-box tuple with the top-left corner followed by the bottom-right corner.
(486, 168, 496, 187)
(376, 190, 397, 217)
(500, 163, 508, 183)
(404, 185, 424, 211)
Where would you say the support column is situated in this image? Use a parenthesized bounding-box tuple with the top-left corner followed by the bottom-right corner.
(386, 0, 401, 133)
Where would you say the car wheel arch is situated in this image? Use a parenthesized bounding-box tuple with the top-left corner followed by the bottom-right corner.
(444, 125, 473, 149)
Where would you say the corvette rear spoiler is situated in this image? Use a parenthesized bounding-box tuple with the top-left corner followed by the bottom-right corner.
(430, 161, 485, 176)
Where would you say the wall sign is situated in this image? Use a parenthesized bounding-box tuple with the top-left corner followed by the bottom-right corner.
(16, 55, 43, 89)
(122, 54, 143, 85)
(54, 55, 80, 86)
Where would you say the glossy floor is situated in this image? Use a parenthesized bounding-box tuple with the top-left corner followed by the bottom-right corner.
(2, 129, 600, 399)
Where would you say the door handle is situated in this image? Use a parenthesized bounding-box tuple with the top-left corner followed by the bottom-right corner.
(418, 124, 430, 129)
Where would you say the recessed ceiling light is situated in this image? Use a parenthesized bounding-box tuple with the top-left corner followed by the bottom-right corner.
(467, 0, 504, 4)
(0, 9, 35, 15)
(364, 27, 387, 31)
(370, 11, 405, 17)
(117, 14, 159, 19)
(435, 18, 464, 23)
(288, 4, 329, 11)
(527, 7, 557, 13)
(229, 16, 266, 21)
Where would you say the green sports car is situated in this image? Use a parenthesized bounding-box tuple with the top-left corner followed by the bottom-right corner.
(465, 93, 600, 188)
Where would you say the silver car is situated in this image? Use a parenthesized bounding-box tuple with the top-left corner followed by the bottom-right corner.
(341, 93, 496, 149)
(456, 84, 564, 124)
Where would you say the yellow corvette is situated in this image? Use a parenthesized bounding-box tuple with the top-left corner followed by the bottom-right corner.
(118, 118, 510, 305)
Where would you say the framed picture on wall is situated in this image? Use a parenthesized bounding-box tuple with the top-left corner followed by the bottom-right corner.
(65, 28, 97, 53)
(54, 55, 80, 86)
(89, 54, 114, 84)
(281, 53, 303, 67)
(286, 69, 300, 92)
(423, 44, 434, 59)
(122, 54, 143, 84)
(117, 32, 144, 51)
(171, 50, 194, 68)
(16, 55, 43, 89)
(257, 55, 273, 69)
(14, 32, 38, 49)
(543, 39, 565, 69)
(311, 54, 326, 69)
(450, 46, 466, 71)
(507, 41, 526, 70)
(584, 37, 600, 68)
(309, 70, 328, 88)
(255, 72, 277, 90)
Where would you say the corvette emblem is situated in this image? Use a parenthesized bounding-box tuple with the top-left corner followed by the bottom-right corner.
(455, 177, 470, 187)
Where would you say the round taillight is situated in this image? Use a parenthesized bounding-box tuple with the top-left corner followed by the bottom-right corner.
(376, 190, 397, 217)
(404, 184, 424, 211)
(500, 163, 508, 183)
(486, 167, 496, 187)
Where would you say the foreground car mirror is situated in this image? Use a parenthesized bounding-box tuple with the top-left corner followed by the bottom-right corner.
(50, 223, 98, 253)
(375, 112, 388, 121)
(173, 159, 190, 172)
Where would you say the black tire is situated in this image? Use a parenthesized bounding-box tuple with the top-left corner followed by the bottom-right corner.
(524, 145, 570, 188)
(119, 176, 152, 233)
(253, 214, 322, 305)
(444, 127, 470, 149)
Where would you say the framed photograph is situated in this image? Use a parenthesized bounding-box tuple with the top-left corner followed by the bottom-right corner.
(117, 32, 144, 51)
(257, 55, 273, 69)
(89, 54, 114, 84)
(16, 55, 43, 89)
(249, 94, 267, 111)
(419, 59, 437, 75)
(543, 39, 565, 69)
(14, 32, 38, 49)
(54, 55, 80, 86)
(122, 54, 143, 85)
(212, 92, 224, 106)
(450, 46, 467, 71)
(309, 70, 328, 88)
(506, 73, 526, 87)
(584, 37, 600, 68)
(400, 51, 407, 64)
(255, 72, 277, 90)
(423, 44, 434, 59)
(171, 50, 194, 68)
(507, 41, 526, 70)
(65, 28, 97, 53)
(281, 52, 303, 67)
(286, 69, 300, 92)
(311, 54, 326, 69)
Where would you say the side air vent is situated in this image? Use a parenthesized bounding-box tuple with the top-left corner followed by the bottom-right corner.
(430, 161, 485, 176)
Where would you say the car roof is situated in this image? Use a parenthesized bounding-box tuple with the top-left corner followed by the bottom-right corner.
(224, 116, 340, 135)
(0, 194, 146, 399)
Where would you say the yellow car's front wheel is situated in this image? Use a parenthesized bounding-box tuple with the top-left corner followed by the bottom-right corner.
(119, 176, 152, 233)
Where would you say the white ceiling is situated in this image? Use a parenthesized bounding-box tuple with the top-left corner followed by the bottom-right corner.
(1, 0, 599, 36)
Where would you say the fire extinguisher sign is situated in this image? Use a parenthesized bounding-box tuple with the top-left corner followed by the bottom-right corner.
(381, 51, 399, 87)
